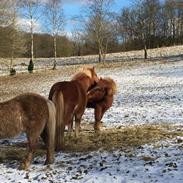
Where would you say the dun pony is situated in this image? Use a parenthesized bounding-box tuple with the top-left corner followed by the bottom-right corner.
(87, 77, 117, 132)
(0, 93, 56, 170)
(49, 67, 99, 151)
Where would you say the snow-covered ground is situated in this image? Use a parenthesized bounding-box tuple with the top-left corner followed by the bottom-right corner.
(85, 61, 183, 127)
(1, 137, 183, 183)
(1, 54, 183, 182)
(1, 44, 183, 76)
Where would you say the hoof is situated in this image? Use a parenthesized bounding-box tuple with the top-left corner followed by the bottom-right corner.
(94, 121, 103, 132)
(55, 144, 65, 152)
(94, 129, 101, 134)
(44, 158, 54, 165)
(19, 162, 29, 171)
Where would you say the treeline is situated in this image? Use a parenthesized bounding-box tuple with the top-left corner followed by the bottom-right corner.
(0, 27, 76, 58)
(0, 0, 183, 61)
(0, 27, 119, 58)
(118, 0, 183, 54)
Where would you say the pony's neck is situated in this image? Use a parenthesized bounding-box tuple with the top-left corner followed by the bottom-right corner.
(76, 77, 91, 92)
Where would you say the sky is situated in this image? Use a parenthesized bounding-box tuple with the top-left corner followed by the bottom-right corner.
(63, 0, 131, 17)
(17, 0, 132, 36)
(62, 0, 131, 35)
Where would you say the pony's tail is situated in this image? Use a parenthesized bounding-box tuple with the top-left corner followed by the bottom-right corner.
(52, 90, 65, 151)
(46, 100, 56, 164)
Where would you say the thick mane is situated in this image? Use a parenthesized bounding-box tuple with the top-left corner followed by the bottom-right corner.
(72, 72, 90, 81)
(101, 77, 117, 95)
(72, 67, 92, 80)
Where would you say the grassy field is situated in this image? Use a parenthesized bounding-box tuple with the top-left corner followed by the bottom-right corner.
(0, 60, 183, 163)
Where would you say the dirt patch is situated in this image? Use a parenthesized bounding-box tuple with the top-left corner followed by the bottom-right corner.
(0, 65, 79, 101)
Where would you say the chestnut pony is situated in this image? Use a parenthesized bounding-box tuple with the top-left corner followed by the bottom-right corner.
(87, 77, 117, 132)
(0, 93, 56, 170)
(48, 67, 99, 151)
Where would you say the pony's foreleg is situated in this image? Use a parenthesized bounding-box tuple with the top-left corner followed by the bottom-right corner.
(67, 123, 73, 138)
(94, 105, 106, 133)
(75, 115, 82, 138)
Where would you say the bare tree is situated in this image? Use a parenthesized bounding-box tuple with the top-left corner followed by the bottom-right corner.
(72, 30, 83, 56)
(117, 0, 161, 59)
(0, 0, 25, 74)
(71, 19, 85, 56)
(44, 0, 64, 69)
(83, 0, 114, 62)
(20, 0, 41, 62)
(0, 1, 9, 25)
(117, 7, 137, 48)
(9, 1, 26, 71)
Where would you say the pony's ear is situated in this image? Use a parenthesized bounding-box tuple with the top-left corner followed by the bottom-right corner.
(92, 66, 95, 71)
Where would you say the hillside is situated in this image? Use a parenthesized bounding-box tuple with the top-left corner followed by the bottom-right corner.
(0, 46, 183, 182)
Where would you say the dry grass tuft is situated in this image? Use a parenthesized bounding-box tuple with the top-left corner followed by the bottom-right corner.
(0, 123, 182, 163)
(64, 123, 183, 152)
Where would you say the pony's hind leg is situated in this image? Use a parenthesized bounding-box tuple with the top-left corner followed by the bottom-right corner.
(66, 114, 75, 138)
(64, 110, 74, 138)
(21, 134, 39, 170)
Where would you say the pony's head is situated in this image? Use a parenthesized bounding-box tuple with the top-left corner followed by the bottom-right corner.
(73, 67, 99, 85)
(86, 67, 99, 85)
(99, 77, 117, 95)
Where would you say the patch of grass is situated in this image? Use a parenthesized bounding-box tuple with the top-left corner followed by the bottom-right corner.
(0, 123, 182, 164)
(64, 123, 183, 152)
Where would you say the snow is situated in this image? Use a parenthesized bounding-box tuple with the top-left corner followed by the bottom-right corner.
(84, 61, 183, 128)
(1, 48, 183, 182)
(1, 139, 183, 183)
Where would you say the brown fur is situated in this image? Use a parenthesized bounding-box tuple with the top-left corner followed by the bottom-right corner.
(87, 77, 117, 132)
(0, 93, 56, 170)
(49, 67, 99, 151)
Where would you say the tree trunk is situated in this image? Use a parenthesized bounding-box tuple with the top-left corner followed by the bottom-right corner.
(10, 40, 15, 70)
(53, 35, 57, 70)
(98, 48, 102, 62)
(30, 17, 34, 61)
(31, 32, 34, 61)
(144, 44, 147, 59)
(78, 44, 81, 56)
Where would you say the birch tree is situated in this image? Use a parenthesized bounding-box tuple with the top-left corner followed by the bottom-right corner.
(20, 0, 41, 62)
(44, 0, 64, 69)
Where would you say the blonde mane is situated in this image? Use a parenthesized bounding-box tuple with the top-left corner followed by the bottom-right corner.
(102, 77, 117, 95)
(72, 67, 92, 80)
